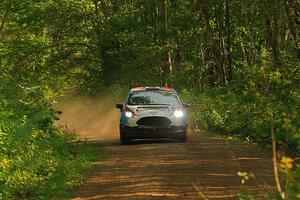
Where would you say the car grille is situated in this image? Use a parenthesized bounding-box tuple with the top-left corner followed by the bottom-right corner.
(137, 116, 171, 128)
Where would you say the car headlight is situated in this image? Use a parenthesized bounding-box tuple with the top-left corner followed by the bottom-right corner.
(174, 110, 184, 118)
(125, 111, 133, 118)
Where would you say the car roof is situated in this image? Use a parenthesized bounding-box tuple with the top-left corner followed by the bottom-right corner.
(130, 87, 176, 92)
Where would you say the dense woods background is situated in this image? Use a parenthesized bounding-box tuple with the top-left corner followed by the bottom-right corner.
(0, 0, 299, 199)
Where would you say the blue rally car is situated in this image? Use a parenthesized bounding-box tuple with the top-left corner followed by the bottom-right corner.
(115, 87, 188, 144)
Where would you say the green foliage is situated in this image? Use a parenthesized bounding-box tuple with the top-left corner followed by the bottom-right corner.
(1, 0, 299, 198)
(239, 189, 255, 200)
(0, 91, 95, 199)
(181, 58, 300, 198)
(288, 166, 300, 199)
(182, 57, 300, 148)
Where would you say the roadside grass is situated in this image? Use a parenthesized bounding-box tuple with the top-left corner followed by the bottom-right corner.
(207, 131, 274, 150)
(34, 140, 97, 200)
(203, 130, 255, 146)
(30, 137, 113, 200)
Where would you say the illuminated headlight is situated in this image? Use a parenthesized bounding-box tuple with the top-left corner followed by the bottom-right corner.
(174, 110, 184, 118)
(125, 111, 133, 118)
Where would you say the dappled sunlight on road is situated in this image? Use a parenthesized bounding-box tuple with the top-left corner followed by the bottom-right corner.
(73, 134, 276, 200)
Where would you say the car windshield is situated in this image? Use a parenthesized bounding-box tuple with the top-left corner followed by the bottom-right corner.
(127, 91, 179, 105)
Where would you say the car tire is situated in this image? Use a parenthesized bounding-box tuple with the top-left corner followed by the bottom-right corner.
(120, 125, 130, 145)
(121, 138, 130, 145)
(178, 131, 187, 143)
(179, 136, 186, 142)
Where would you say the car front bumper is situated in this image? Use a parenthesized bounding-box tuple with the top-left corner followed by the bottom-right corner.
(121, 125, 186, 140)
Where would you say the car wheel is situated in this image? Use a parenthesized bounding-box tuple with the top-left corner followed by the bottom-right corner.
(178, 131, 187, 143)
(179, 136, 186, 142)
(121, 138, 130, 145)
(120, 125, 130, 145)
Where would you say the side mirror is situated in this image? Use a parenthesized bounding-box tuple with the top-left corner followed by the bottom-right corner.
(115, 104, 124, 111)
(183, 103, 190, 108)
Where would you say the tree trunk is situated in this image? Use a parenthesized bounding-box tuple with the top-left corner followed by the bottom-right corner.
(158, 0, 172, 85)
(197, 0, 225, 84)
(240, 41, 249, 66)
(265, 0, 282, 66)
(284, 0, 299, 57)
(271, 18, 281, 62)
(0, 10, 9, 36)
(111, 0, 120, 13)
(225, 0, 232, 81)
(158, 0, 167, 35)
(100, 0, 109, 17)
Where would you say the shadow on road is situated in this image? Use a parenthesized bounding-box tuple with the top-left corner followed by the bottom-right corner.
(73, 133, 276, 200)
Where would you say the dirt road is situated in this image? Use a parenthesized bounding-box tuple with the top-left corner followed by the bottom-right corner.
(72, 133, 275, 200)
(57, 97, 276, 199)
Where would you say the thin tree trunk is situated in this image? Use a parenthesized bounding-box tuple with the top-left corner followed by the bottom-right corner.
(0, 10, 9, 36)
(198, 0, 225, 84)
(100, 0, 109, 17)
(158, 0, 166, 35)
(270, 99, 285, 199)
(225, 0, 232, 81)
(216, 5, 228, 84)
(168, 50, 172, 73)
(240, 41, 249, 66)
(111, 0, 119, 13)
(284, 0, 298, 42)
(158, 0, 172, 85)
(262, 65, 285, 199)
(271, 18, 281, 63)
(201, 48, 206, 65)
(284, 0, 299, 57)
(266, 0, 281, 65)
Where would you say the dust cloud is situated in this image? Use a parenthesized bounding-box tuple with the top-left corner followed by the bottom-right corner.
(55, 94, 122, 141)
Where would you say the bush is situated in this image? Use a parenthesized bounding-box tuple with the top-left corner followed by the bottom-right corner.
(0, 88, 95, 199)
(181, 70, 299, 151)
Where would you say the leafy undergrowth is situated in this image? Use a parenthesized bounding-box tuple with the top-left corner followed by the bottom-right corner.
(181, 83, 299, 156)
(0, 130, 96, 200)
(0, 98, 96, 200)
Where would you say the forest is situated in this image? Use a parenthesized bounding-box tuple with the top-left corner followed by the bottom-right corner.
(0, 0, 299, 199)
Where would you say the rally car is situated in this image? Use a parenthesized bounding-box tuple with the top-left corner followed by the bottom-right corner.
(115, 87, 188, 144)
